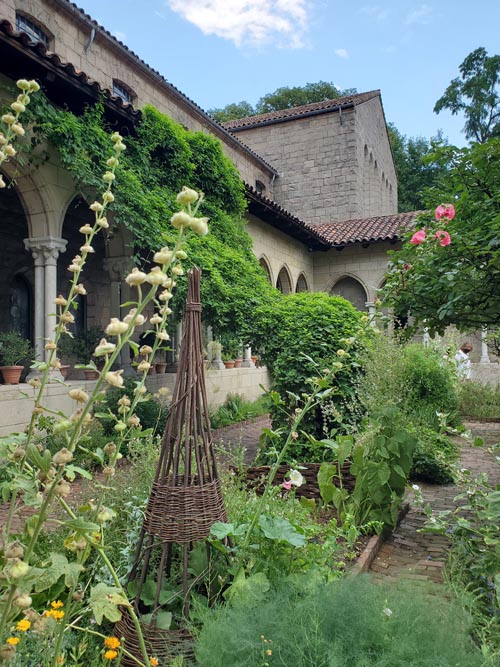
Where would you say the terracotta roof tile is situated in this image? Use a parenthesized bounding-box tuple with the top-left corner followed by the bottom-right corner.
(222, 91, 380, 131)
(314, 211, 424, 246)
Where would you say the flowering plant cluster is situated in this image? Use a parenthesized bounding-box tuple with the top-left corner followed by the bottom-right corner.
(0, 81, 210, 667)
(409, 203, 455, 247)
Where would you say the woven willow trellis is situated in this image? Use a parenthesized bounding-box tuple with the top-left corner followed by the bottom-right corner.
(117, 267, 227, 665)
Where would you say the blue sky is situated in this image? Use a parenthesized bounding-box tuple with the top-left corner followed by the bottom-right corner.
(76, 0, 499, 146)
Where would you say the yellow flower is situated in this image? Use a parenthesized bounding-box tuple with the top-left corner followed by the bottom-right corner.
(104, 649, 118, 660)
(6, 637, 19, 645)
(150, 658, 159, 666)
(104, 637, 121, 649)
(16, 619, 31, 632)
(266, 649, 272, 656)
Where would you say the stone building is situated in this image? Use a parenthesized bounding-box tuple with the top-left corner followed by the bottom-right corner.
(0, 0, 494, 425)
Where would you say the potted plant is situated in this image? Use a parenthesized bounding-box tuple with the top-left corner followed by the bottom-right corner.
(58, 326, 105, 380)
(155, 346, 168, 374)
(0, 331, 34, 384)
(221, 352, 235, 369)
(221, 334, 239, 369)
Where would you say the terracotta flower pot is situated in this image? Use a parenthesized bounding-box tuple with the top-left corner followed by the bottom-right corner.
(0, 365, 24, 385)
(147, 365, 156, 375)
(223, 360, 235, 369)
(251, 355, 259, 367)
(155, 362, 167, 374)
(60, 365, 71, 380)
(233, 358, 243, 368)
(83, 369, 100, 381)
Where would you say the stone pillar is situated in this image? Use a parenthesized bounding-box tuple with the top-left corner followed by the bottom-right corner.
(242, 346, 255, 368)
(24, 236, 67, 360)
(365, 302, 376, 327)
(480, 328, 491, 364)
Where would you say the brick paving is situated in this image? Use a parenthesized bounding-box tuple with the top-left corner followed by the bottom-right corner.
(369, 421, 500, 584)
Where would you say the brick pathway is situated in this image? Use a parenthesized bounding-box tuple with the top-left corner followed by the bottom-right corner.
(369, 421, 500, 584)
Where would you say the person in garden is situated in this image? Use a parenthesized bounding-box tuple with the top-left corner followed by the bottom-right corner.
(454, 342, 473, 380)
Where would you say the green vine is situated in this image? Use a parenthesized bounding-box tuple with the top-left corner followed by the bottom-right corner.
(25, 94, 278, 337)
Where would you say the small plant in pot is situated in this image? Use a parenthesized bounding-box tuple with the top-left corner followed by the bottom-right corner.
(58, 326, 105, 380)
(0, 331, 34, 384)
(221, 334, 239, 369)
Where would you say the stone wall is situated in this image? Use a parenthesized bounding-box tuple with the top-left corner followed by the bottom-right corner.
(0, 367, 271, 435)
(313, 241, 394, 302)
(1, 0, 275, 191)
(355, 96, 397, 217)
(246, 213, 314, 292)
(234, 109, 360, 225)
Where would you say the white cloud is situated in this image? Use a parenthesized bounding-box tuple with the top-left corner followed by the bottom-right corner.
(334, 48, 349, 59)
(359, 6, 388, 22)
(165, 0, 311, 48)
(404, 4, 433, 25)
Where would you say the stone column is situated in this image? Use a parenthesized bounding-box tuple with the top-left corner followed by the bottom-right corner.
(480, 328, 491, 364)
(365, 301, 376, 327)
(242, 346, 255, 368)
(24, 236, 67, 360)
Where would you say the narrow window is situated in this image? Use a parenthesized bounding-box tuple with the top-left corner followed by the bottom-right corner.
(112, 80, 136, 105)
(16, 12, 51, 47)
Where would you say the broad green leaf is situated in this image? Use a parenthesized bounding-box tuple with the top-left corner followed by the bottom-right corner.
(258, 515, 306, 546)
(223, 569, 270, 607)
(154, 610, 172, 630)
(90, 583, 128, 624)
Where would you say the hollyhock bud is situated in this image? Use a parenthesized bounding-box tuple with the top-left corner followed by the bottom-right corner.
(54, 295, 67, 306)
(4, 144, 16, 157)
(150, 314, 162, 325)
(16, 79, 31, 91)
(106, 318, 128, 336)
(1, 113, 16, 125)
(102, 191, 114, 203)
(170, 211, 193, 230)
(28, 80, 40, 93)
(410, 229, 426, 245)
(89, 201, 103, 213)
(103, 171, 115, 183)
(74, 283, 87, 295)
(153, 247, 174, 265)
(125, 268, 147, 286)
(4, 541, 24, 559)
(94, 338, 116, 356)
(96, 216, 109, 229)
(189, 217, 209, 236)
(10, 101, 25, 113)
(79, 224, 93, 235)
(146, 267, 167, 286)
(104, 370, 124, 388)
(52, 448, 74, 465)
(69, 388, 89, 403)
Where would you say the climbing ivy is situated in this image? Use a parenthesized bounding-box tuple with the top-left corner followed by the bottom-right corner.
(25, 94, 277, 335)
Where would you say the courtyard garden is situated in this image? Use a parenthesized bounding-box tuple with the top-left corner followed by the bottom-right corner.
(0, 80, 499, 667)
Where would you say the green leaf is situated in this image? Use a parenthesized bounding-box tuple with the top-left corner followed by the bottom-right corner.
(258, 515, 306, 546)
(32, 553, 84, 592)
(63, 518, 100, 533)
(64, 465, 92, 481)
(154, 610, 172, 630)
(90, 583, 129, 624)
(223, 569, 270, 607)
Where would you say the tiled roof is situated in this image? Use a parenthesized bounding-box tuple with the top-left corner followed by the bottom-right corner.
(222, 91, 380, 131)
(314, 211, 423, 247)
(245, 185, 330, 250)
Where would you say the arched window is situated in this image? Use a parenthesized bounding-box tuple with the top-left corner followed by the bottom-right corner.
(16, 12, 51, 47)
(276, 266, 292, 294)
(330, 277, 368, 311)
(259, 256, 272, 284)
(112, 80, 137, 105)
(296, 273, 309, 293)
(255, 180, 266, 195)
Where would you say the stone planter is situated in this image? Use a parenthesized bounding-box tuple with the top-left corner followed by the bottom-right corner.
(0, 365, 24, 385)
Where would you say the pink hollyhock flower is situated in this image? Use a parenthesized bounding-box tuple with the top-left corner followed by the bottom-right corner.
(435, 204, 455, 221)
(435, 230, 451, 246)
(282, 480, 292, 490)
(410, 229, 426, 245)
(403, 263, 411, 270)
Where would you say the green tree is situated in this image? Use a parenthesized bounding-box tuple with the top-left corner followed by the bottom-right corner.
(255, 81, 356, 114)
(434, 47, 500, 143)
(208, 81, 356, 122)
(388, 124, 448, 212)
(384, 139, 500, 332)
(208, 101, 255, 123)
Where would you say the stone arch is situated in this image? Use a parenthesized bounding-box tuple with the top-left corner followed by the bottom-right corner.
(295, 272, 309, 293)
(330, 275, 368, 312)
(0, 176, 34, 337)
(276, 265, 292, 294)
(258, 255, 273, 284)
(1, 164, 51, 237)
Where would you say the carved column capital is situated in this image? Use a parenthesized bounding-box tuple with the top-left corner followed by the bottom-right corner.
(24, 236, 67, 265)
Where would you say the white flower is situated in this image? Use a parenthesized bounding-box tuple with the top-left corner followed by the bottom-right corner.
(74, 283, 87, 295)
(104, 370, 124, 388)
(171, 211, 193, 229)
(1, 113, 16, 125)
(149, 314, 163, 325)
(382, 607, 393, 618)
(125, 268, 147, 286)
(11, 123, 24, 136)
(412, 484, 420, 491)
(89, 201, 103, 212)
(103, 171, 115, 183)
(10, 101, 25, 113)
(172, 265, 184, 276)
(94, 338, 116, 356)
(80, 244, 95, 254)
(137, 360, 151, 372)
(105, 318, 128, 336)
(146, 266, 167, 286)
(153, 247, 174, 265)
(156, 331, 170, 341)
(176, 186, 199, 205)
(4, 145, 16, 157)
(96, 216, 109, 229)
(189, 216, 209, 236)
(289, 469, 304, 487)
(79, 224, 93, 234)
